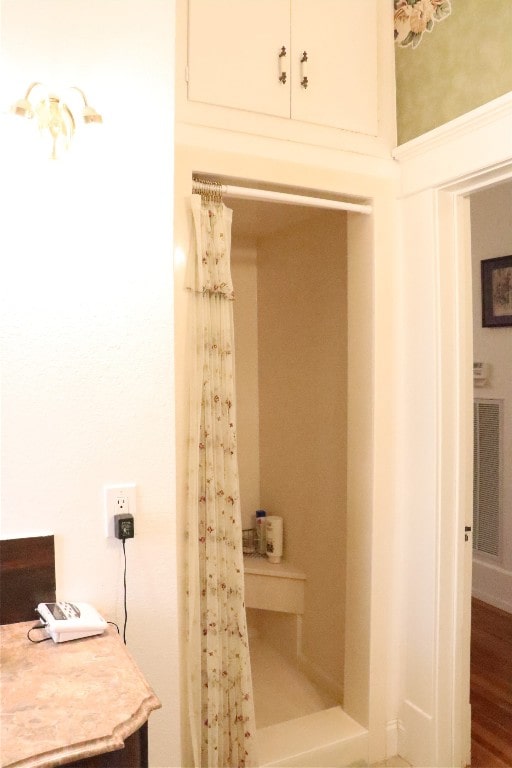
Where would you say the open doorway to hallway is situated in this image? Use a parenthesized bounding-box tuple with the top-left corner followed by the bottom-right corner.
(468, 182, 512, 767)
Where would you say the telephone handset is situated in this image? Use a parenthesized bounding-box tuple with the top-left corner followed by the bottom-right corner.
(36, 601, 107, 643)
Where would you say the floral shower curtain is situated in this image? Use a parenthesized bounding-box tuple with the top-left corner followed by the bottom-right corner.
(185, 192, 257, 768)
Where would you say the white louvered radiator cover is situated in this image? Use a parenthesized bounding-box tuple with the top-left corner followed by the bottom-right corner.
(473, 398, 503, 558)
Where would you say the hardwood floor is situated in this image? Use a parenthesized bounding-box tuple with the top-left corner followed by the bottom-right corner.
(470, 598, 512, 767)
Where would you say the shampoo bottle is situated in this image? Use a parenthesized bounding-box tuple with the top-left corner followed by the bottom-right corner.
(255, 510, 266, 555)
(266, 516, 283, 563)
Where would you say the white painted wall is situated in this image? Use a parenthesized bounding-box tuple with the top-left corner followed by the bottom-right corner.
(471, 182, 512, 613)
(257, 211, 348, 699)
(0, 3, 180, 766)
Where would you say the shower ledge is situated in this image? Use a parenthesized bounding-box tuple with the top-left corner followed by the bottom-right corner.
(257, 706, 368, 767)
(243, 556, 306, 614)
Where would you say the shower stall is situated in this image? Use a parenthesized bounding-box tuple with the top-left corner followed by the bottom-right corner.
(229, 195, 370, 766)
(175, 150, 381, 767)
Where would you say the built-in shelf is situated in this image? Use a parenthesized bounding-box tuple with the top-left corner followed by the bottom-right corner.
(243, 556, 306, 614)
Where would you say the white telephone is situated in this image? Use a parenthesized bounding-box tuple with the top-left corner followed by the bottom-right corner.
(37, 601, 107, 643)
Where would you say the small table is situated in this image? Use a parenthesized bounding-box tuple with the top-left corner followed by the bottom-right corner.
(1, 622, 161, 768)
(243, 556, 306, 658)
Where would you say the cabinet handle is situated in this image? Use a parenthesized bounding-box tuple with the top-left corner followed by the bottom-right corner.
(278, 46, 287, 84)
(300, 51, 308, 89)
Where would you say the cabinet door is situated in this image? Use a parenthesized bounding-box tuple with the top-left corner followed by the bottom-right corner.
(187, 0, 291, 118)
(290, 0, 378, 135)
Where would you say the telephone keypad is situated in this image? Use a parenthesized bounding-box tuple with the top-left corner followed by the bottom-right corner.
(59, 602, 81, 619)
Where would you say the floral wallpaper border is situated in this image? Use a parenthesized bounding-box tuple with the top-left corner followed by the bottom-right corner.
(394, 0, 452, 49)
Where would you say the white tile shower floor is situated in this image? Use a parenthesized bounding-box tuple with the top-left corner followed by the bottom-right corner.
(249, 635, 338, 729)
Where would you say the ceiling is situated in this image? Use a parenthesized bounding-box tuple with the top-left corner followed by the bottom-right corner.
(226, 196, 337, 242)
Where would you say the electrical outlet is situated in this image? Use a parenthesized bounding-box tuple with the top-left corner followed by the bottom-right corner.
(104, 484, 136, 538)
(115, 495, 129, 514)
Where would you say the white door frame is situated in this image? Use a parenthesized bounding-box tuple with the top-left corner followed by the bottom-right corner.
(393, 92, 512, 768)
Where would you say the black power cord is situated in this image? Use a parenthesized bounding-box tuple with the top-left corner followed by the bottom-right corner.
(27, 622, 51, 643)
(114, 513, 133, 645)
(122, 537, 128, 644)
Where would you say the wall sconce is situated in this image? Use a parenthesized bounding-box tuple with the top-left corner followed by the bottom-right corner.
(11, 82, 102, 159)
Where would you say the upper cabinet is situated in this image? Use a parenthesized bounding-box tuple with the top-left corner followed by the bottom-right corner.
(178, 0, 396, 156)
(289, 0, 378, 135)
(188, 0, 291, 120)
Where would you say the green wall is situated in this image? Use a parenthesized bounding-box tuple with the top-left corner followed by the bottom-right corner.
(395, 0, 512, 144)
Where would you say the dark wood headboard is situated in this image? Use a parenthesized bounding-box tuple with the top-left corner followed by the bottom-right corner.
(0, 535, 56, 624)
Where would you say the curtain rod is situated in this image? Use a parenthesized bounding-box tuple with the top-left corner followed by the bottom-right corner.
(192, 180, 372, 215)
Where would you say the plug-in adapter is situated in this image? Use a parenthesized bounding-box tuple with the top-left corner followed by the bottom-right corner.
(114, 513, 134, 540)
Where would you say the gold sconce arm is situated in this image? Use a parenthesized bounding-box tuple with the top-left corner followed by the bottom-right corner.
(69, 86, 103, 124)
(11, 81, 45, 118)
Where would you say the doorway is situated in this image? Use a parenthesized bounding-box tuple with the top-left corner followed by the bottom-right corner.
(468, 181, 512, 766)
(437, 172, 512, 768)
(393, 95, 512, 768)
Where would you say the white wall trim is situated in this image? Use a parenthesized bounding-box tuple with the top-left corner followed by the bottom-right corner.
(472, 559, 512, 614)
(386, 719, 399, 760)
(393, 92, 512, 162)
(397, 720, 407, 762)
(396, 92, 512, 768)
(393, 92, 512, 197)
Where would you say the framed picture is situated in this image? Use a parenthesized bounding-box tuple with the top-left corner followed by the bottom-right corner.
(481, 255, 512, 327)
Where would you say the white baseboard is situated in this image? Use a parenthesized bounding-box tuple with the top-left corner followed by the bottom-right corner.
(397, 719, 407, 761)
(398, 700, 433, 768)
(472, 558, 512, 614)
(386, 719, 399, 760)
(472, 587, 512, 614)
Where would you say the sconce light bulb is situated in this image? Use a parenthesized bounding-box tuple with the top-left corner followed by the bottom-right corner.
(12, 98, 34, 119)
(82, 105, 103, 124)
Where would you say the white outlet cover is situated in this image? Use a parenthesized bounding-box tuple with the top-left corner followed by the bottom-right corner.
(104, 484, 137, 538)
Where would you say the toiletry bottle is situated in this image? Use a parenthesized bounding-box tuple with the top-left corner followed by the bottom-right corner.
(255, 510, 266, 555)
(266, 516, 283, 563)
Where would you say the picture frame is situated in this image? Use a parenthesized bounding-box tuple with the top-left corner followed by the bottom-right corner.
(481, 255, 512, 327)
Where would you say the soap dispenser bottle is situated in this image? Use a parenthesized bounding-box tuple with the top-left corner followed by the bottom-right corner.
(255, 510, 267, 555)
